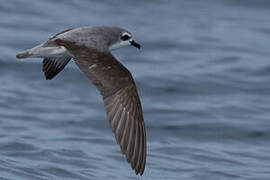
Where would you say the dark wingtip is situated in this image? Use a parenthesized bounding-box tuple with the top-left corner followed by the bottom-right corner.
(135, 169, 144, 176)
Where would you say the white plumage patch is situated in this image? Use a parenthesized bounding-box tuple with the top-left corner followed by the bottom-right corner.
(109, 39, 132, 51)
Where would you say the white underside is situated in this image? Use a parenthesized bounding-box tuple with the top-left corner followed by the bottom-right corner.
(31, 44, 69, 58)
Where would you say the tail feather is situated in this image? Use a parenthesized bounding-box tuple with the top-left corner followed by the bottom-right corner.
(16, 43, 68, 59)
(16, 43, 44, 59)
(16, 50, 32, 59)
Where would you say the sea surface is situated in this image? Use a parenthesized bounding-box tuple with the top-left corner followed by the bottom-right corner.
(1, 0, 270, 179)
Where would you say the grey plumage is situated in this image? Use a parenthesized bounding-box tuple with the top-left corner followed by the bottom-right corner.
(16, 26, 146, 175)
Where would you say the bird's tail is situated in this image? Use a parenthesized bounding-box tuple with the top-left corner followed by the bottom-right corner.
(16, 43, 44, 59)
(16, 43, 67, 59)
(16, 50, 33, 59)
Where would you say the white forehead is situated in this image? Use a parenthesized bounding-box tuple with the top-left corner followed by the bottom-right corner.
(122, 32, 132, 36)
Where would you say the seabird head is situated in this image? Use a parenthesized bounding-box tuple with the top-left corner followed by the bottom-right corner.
(50, 26, 141, 52)
(105, 27, 141, 51)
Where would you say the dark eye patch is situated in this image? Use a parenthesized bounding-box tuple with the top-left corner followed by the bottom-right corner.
(121, 34, 130, 41)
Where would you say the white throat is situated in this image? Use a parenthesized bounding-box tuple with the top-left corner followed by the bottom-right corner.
(109, 40, 131, 51)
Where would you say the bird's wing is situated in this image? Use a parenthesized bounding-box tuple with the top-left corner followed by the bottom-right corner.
(103, 81, 146, 175)
(41, 28, 75, 80)
(42, 56, 71, 80)
(54, 39, 146, 175)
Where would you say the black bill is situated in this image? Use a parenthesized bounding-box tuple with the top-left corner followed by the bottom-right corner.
(130, 40, 141, 49)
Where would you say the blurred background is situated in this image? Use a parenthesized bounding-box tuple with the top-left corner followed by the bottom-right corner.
(1, 0, 270, 179)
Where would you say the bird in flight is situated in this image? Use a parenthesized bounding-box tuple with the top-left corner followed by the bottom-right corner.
(16, 26, 146, 175)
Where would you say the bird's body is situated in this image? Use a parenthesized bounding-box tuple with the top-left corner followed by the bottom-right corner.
(16, 26, 146, 175)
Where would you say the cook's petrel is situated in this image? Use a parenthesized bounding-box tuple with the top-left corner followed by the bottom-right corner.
(16, 26, 146, 175)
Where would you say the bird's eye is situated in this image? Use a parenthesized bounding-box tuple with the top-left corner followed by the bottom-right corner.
(121, 34, 131, 41)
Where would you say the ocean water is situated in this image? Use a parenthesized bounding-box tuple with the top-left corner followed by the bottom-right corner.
(1, 0, 270, 179)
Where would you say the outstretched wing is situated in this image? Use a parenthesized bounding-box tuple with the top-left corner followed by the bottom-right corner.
(103, 82, 146, 175)
(42, 56, 71, 80)
(55, 39, 146, 175)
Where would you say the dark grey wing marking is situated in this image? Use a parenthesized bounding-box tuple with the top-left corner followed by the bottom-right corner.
(40, 28, 74, 80)
(42, 57, 71, 80)
(54, 38, 146, 175)
(103, 84, 146, 175)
